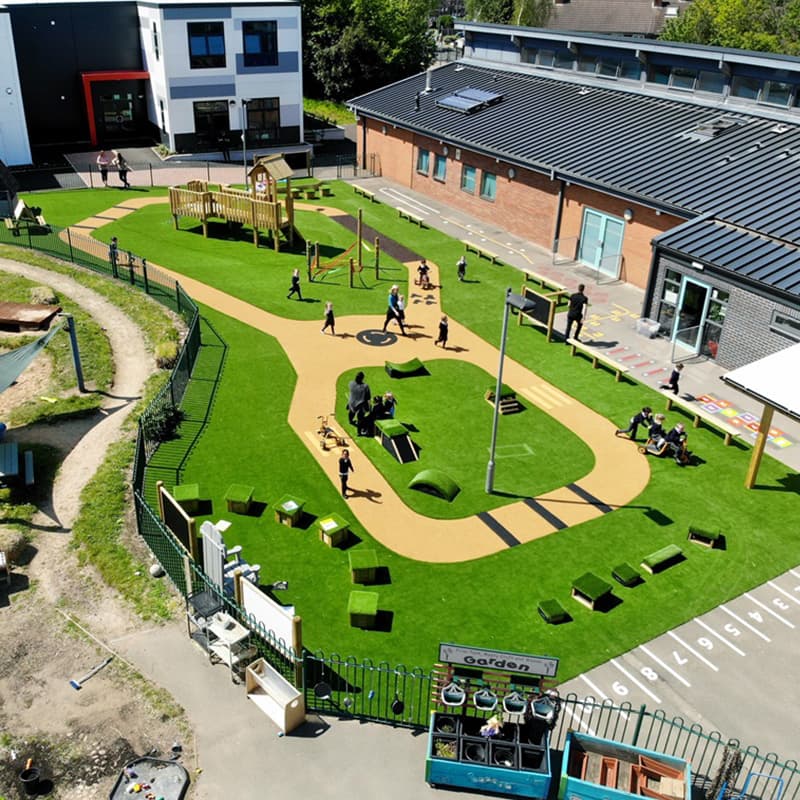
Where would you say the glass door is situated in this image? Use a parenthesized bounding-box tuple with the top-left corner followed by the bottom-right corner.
(673, 278, 709, 353)
(578, 210, 624, 278)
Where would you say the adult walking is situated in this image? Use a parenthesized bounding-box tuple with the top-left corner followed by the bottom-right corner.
(112, 150, 130, 189)
(382, 285, 406, 335)
(109, 236, 119, 278)
(347, 371, 371, 432)
(457, 255, 467, 282)
(287, 268, 303, 300)
(321, 300, 335, 335)
(565, 283, 588, 342)
(338, 449, 355, 498)
(96, 149, 111, 187)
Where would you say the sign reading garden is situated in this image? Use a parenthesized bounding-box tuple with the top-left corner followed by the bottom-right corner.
(438, 643, 559, 677)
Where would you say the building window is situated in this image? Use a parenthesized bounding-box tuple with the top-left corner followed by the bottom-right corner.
(697, 70, 725, 94)
(657, 268, 681, 333)
(769, 310, 800, 341)
(671, 67, 697, 90)
(433, 154, 447, 182)
(193, 100, 230, 140)
(246, 97, 280, 143)
(461, 165, 476, 193)
(554, 50, 575, 70)
(188, 22, 226, 69)
(243, 20, 278, 67)
(480, 171, 496, 201)
(730, 74, 760, 100)
(152, 22, 160, 61)
(761, 80, 793, 106)
(416, 148, 430, 175)
(702, 288, 729, 359)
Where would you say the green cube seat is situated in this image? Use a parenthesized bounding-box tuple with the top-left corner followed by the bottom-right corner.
(317, 513, 350, 547)
(275, 494, 306, 527)
(349, 549, 378, 584)
(571, 572, 613, 609)
(688, 526, 721, 547)
(173, 483, 201, 514)
(225, 483, 255, 515)
(641, 544, 683, 574)
(348, 590, 379, 628)
(538, 599, 568, 624)
(612, 562, 641, 587)
(375, 419, 407, 438)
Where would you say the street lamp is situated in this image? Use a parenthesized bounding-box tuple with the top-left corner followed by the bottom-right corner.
(235, 98, 250, 184)
(485, 288, 538, 494)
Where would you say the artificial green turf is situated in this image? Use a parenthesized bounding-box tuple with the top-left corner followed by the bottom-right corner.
(25, 186, 800, 681)
(335, 361, 594, 518)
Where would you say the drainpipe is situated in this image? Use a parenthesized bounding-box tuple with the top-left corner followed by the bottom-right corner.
(642, 245, 660, 318)
(360, 116, 367, 172)
(552, 179, 566, 253)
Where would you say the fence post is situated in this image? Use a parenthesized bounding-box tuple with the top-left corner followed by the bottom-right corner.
(149, 164, 154, 188)
(631, 703, 647, 746)
(349, 258, 354, 288)
(66, 227, 74, 263)
(127, 252, 135, 285)
(142, 259, 150, 295)
(375, 237, 380, 279)
(176, 284, 182, 314)
(206, 161, 211, 182)
(89, 165, 95, 189)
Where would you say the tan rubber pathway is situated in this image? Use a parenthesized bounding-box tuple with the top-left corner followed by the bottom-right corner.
(69, 198, 650, 563)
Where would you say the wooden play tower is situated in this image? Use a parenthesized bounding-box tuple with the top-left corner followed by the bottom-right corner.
(168, 155, 301, 251)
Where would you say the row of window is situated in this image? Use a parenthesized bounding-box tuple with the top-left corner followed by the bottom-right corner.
(521, 46, 800, 109)
(187, 20, 278, 69)
(194, 97, 280, 141)
(416, 148, 497, 200)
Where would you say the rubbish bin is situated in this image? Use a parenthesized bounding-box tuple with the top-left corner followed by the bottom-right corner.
(636, 318, 660, 338)
(19, 766, 41, 796)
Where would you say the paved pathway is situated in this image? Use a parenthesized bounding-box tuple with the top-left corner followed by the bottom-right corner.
(69, 196, 650, 562)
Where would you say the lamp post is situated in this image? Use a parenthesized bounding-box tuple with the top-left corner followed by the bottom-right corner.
(238, 98, 250, 184)
(485, 288, 537, 494)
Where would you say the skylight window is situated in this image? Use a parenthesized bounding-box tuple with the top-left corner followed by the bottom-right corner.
(436, 87, 503, 114)
(679, 114, 747, 143)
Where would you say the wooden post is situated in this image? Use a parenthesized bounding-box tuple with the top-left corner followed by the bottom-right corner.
(375, 237, 380, 279)
(349, 257, 354, 288)
(357, 208, 363, 272)
(745, 403, 774, 489)
(292, 615, 303, 687)
(314, 242, 320, 278)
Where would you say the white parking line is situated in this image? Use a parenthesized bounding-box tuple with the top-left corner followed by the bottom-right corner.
(694, 618, 746, 656)
(638, 645, 691, 687)
(610, 659, 661, 703)
(790, 568, 800, 581)
(745, 593, 795, 628)
(720, 605, 771, 642)
(580, 675, 610, 700)
(561, 704, 595, 735)
(768, 581, 800, 606)
(379, 188, 437, 215)
(667, 632, 719, 671)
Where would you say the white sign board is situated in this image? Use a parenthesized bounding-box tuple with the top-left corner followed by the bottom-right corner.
(439, 643, 558, 677)
(241, 578, 299, 651)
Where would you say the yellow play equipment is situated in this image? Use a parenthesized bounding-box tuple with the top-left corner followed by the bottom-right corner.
(168, 155, 301, 251)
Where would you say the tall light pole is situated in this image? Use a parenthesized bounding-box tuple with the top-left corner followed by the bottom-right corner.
(486, 288, 537, 494)
(240, 98, 249, 184)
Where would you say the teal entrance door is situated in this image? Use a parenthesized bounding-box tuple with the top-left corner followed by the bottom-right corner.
(673, 278, 709, 353)
(578, 210, 625, 278)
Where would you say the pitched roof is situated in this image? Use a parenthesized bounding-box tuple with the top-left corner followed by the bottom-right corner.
(349, 61, 800, 247)
(548, 0, 673, 36)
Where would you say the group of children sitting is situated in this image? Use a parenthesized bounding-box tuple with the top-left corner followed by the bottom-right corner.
(615, 406, 690, 463)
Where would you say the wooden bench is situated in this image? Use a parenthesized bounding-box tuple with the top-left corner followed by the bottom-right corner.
(571, 572, 613, 610)
(664, 394, 740, 446)
(687, 525, 721, 548)
(524, 269, 568, 297)
(398, 208, 426, 227)
(320, 184, 332, 197)
(23, 450, 34, 487)
(353, 184, 376, 202)
(462, 239, 503, 265)
(641, 544, 683, 574)
(567, 338, 629, 383)
(4, 217, 20, 236)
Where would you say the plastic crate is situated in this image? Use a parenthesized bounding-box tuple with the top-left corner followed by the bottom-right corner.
(636, 317, 660, 338)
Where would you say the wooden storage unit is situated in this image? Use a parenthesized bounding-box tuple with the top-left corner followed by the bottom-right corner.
(245, 658, 306, 734)
(560, 733, 690, 800)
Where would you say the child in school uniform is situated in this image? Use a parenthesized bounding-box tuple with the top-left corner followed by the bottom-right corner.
(435, 314, 449, 348)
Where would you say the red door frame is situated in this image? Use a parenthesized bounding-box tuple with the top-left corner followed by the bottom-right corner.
(81, 71, 150, 146)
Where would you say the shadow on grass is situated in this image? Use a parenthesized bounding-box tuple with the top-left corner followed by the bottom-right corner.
(754, 473, 800, 494)
(373, 609, 394, 632)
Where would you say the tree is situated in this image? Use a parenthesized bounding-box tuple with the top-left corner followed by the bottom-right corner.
(660, 0, 800, 55)
(513, 0, 551, 27)
(305, 0, 436, 101)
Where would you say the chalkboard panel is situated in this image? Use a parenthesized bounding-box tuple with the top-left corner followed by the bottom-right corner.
(520, 287, 555, 330)
(160, 485, 193, 557)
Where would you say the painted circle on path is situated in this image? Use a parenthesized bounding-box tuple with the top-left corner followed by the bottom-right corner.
(357, 329, 397, 347)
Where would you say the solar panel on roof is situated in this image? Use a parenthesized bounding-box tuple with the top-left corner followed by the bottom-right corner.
(436, 86, 504, 114)
(437, 94, 481, 113)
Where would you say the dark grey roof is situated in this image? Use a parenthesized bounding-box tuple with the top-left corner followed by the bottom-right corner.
(655, 217, 800, 300)
(349, 62, 800, 246)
